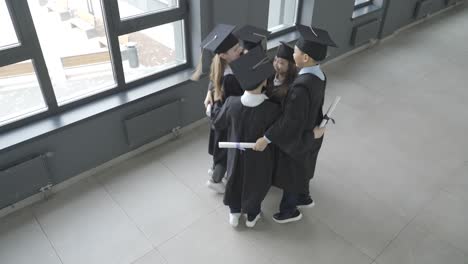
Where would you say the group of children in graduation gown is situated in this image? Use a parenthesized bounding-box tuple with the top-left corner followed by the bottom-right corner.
(194, 23, 337, 227)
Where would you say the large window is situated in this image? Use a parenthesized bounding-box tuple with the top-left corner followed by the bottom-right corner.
(118, 0, 179, 19)
(28, 0, 115, 105)
(0, 61, 47, 125)
(0, 0, 189, 130)
(0, 0, 19, 49)
(352, 0, 382, 19)
(354, 0, 374, 10)
(268, 0, 300, 33)
(119, 20, 186, 83)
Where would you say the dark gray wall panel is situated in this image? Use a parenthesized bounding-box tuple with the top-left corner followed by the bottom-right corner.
(312, 0, 384, 58)
(352, 19, 381, 46)
(414, 0, 434, 19)
(0, 155, 50, 208)
(212, 0, 269, 29)
(380, 0, 453, 37)
(124, 100, 182, 148)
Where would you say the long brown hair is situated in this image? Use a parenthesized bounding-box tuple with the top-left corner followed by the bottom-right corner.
(210, 54, 227, 100)
(272, 60, 298, 99)
(284, 60, 298, 85)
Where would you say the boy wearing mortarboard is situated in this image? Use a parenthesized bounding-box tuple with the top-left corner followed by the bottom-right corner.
(254, 24, 338, 223)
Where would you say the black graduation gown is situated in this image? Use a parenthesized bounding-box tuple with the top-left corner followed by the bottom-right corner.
(213, 96, 281, 213)
(208, 74, 243, 166)
(265, 73, 326, 194)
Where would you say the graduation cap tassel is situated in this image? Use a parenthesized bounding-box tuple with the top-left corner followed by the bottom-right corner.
(203, 35, 218, 50)
(252, 57, 270, 70)
(310, 26, 318, 37)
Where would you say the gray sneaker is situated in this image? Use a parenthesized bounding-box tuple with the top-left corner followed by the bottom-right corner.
(206, 179, 225, 194)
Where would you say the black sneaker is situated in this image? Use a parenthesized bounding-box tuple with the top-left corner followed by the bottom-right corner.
(272, 209, 303, 224)
(297, 195, 315, 209)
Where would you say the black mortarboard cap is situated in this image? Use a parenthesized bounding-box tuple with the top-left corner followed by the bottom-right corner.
(276, 41, 295, 62)
(230, 46, 274, 91)
(201, 24, 239, 54)
(234, 25, 270, 51)
(295, 24, 337, 61)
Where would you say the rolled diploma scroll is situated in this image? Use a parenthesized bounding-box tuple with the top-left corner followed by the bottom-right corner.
(320, 96, 341, 128)
(218, 142, 256, 149)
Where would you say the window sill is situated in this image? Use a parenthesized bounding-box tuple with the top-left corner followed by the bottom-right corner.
(352, 3, 383, 19)
(0, 68, 194, 153)
(267, 30, 300, 50)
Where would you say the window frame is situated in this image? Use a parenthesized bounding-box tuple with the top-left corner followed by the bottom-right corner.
(0, 0, 21, 50)
(354, 0, 374, 10)
(267, 0, 303, 39)
(0, 0, 191, 133)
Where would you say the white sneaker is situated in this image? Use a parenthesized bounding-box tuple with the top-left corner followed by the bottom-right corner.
(206, 179, 225, 194)
(229, 213, 241, 227)
(246, 214, 261, 228)
(222, 177, 228, 185)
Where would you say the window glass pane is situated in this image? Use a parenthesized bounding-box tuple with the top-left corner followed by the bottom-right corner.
(0, 0, 19, 49)
(268, 0, 299, 32)
(118, 0, 179, 19)
(355, 0, 373, 7)
(0, 60, 47, 125)
(28, 0, 115, 106)
(120, 20, 186, 83)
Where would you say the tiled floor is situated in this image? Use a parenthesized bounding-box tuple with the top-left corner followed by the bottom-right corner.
(1, 4, 468, 264)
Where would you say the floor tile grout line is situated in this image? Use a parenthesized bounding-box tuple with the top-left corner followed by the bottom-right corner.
(129, 247, 169, 264)
(32, 212, 65, 264)
(394, 159, 468, 258)
(308, 171, 403, 261)
(307, 212, 375, 263)
(423, 189, 468, 256)
(158, 158, 222, 210)
(155, 142, 276, 263)
(95, 141, 220, 256)
(154, 209, 218, 251)
(158, 160, 200, 195)
(152, 160, 222, 248)
(93, 174, 156, 261)
(154, 248, 170, 264)
(129, 248, 157, 264)
(371, 186, 443, 262)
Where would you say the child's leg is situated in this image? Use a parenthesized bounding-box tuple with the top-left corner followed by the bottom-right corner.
(279, 191, 299, 214)
(206, 157, 226, 193)
(211, 163, 226, 183)
(272, 191, 302, 224)
(246, 204, 262, 228)
(228, 206, 241, 227)
(229, 206, 241, 214)
(297, 183, 315, 208)
(246, 204, 261, 221)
